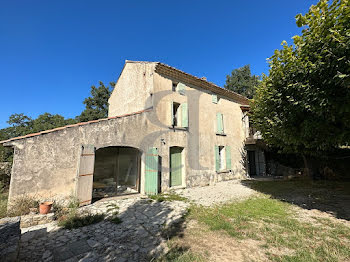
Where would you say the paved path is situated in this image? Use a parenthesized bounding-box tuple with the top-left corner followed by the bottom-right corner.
(176, 180, 256, 206)
(19, 197, 189, 262)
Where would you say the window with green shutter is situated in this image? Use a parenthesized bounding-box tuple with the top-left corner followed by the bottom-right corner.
(225, 146, 231, 170)
(177, 83, 185, 95)
(216, 113, 224, 134)
(212, 94, 218, 104)
(181, 102, 188, 128)
(215, 146, 220, 172)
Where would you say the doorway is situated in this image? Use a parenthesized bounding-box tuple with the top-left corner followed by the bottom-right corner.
(247, 150, 256, 177)
(170, 146, 184, 187)
(93, 146, 140, 199)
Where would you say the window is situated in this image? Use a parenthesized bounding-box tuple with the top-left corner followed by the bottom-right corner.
(216, 113, 224, 134)
(212, 94, 218, 104)
(215, 145, 231, 172)
(172, 82, 178, 92)
(172, 102, 181, 126)
(171, 102, 188, 128)
(219, 146, 225, 170)
(172, 81, 186, 95)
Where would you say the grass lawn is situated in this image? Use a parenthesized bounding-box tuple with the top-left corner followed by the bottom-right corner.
(165, 180, 350, 262)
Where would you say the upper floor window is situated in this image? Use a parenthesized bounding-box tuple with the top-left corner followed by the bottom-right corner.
(216, 113, 225, 135)
(212, 94, 218, 104)
(171, 101, 188, 128)
(172, 81, 186, 95)
(172, 81, 178, 92)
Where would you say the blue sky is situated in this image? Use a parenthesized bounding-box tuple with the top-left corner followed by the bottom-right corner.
(0, 0, 317, 128)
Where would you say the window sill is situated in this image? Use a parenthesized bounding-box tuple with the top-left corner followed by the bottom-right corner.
(216, 169, 231, 174)
(216, 133, 227, 136)
(168, 126, 188, 131)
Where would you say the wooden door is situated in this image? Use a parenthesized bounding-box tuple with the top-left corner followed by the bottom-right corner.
(144, 147, 158, 195)
(76, 144, 95, 206)
(170, 147, 182, 187)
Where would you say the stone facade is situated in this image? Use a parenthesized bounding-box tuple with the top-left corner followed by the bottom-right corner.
(2, 61, 253, 206)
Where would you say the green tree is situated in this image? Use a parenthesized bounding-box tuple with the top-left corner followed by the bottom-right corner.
(224, 65, 260, 99)
(6, 113, 33, 137)
(79, 81, 115, 122)
(31, 113, 75, 133)
(251, 0, 350, 169)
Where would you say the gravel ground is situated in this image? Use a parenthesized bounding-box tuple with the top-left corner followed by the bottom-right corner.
(176, 180, 257, 206)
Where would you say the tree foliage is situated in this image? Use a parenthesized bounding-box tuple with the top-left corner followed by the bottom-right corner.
(224, 65, 260, 99)
(251, 0, 350, 156)
(0, 80, 114, 162)
(78, 81, 115, 122)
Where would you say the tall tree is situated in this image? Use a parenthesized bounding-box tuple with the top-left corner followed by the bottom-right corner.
(251, 0, 350, 163)
(224, 65, 260, 99)
(79, 81, 115, 122)
(31, 113, 74, 133)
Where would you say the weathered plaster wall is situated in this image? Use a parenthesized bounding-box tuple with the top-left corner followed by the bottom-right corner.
(6, 111, 163, 205)
(108, 62, 155, 117)
(152, 71, 247, 191)
(6, 61, 248, 206)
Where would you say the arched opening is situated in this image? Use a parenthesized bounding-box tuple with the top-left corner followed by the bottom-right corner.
(93, 146, 141, 199)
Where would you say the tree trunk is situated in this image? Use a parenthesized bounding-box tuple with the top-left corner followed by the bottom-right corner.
(302, 154, 313, 179)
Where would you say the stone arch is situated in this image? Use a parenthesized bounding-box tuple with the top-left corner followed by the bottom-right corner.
(93, 146, 142, 199)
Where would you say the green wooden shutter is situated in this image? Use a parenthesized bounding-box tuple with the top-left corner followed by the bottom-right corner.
(226, 146, 231, 170)
(181, 103, 188, 128)
(217, 113, 223, 134)
(170, 147, 182, 186)
(177, 83, 185, 95)
(145, 147, 158, 195)
(215, 145, 220, 172)
(212, 94, 218, 104)
(171, 101, 174, 126)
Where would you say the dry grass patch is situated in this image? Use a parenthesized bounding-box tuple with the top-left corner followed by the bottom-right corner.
(6, 194, 38, 217)
(187, 196, 350, 262)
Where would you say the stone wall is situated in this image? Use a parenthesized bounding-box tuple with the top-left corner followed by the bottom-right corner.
(0, 216, 21, 262)
(21, 213, 55, 228)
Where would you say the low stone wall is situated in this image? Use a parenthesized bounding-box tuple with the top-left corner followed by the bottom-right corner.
(0, 216, 21, 262)
(21, 213, 55, 228)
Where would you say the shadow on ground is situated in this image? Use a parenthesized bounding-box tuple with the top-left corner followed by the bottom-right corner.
(19, 198, 189, 262)
(242, 179, 350, 221)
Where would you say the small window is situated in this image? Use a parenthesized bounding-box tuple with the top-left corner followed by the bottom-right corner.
(172, 82, 178, 92)
(172, 102, 181, 126)
(212, 94, 218, 104)
(216, 113, 224, 134)
(177, 83, 185, 95)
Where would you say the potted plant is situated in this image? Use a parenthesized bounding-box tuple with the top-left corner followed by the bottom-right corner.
(39, 201, 53, 214)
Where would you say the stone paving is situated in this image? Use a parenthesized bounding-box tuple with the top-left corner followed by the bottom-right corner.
(19, 196, 189, 262)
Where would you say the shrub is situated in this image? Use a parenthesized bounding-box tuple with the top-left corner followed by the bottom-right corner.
(58, 210, 105, 229)
(0, 183, 8, 219)
(6, 195, 39, 217)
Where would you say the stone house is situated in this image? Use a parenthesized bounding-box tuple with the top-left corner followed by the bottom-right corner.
(1, 61, 265, 206)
